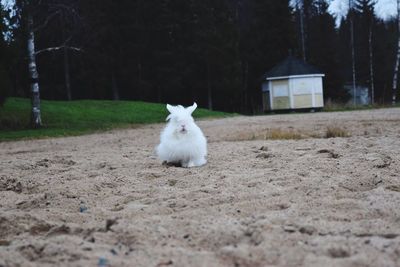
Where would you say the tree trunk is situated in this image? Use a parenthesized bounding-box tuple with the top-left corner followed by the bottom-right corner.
(298, 0, 306, 61)
(239, 61, 249, 113)
(61, 20, 72, 101)
(27, 13, 42, 128)
(349, 1, 357, 106)
(64, 47, 72, 100)
(243, 60, 249, 112)
(206, 61, 213, 110)
(392, 0, 400, 105)
(111, 71, 120, 100)
(157, 86, 162, 103)
(137, 58, 142, 99)
(368, 24, 375, 105)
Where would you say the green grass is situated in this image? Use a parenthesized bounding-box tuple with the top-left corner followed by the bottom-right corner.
(0, 98, 232, 141)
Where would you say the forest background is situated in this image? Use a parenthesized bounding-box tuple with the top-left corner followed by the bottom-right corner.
(0, 0, 398, 114)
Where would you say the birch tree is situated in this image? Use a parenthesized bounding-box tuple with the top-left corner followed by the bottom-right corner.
(26, 10, 41, 127)
(15, 0, 82, 127)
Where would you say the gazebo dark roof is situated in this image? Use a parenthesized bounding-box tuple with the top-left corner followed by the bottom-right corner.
(263, 56, 323, 80)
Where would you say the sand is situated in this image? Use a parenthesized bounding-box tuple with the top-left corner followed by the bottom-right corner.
(1, 108, 400, 267)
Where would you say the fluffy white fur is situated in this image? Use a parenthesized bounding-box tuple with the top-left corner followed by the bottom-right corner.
(156, 103, 207, 167)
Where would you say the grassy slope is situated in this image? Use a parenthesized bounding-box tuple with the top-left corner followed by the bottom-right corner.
(0, 98, 231, 141)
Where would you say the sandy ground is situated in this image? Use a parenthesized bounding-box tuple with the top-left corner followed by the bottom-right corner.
(1, 108, 400, 267)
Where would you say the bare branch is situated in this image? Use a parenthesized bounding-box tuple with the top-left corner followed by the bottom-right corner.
(33, 10, 61, 32)
(34, 46, 83, 56)
(49, 3, 80, 19)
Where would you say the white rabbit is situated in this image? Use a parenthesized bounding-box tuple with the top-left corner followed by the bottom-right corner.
(156, 102, 207, 168)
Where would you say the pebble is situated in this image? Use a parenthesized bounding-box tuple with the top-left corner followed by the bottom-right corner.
(299, 225, 316, 235)
(283, 225, 297, 233)
(0, 240, 10, 246)
(327, 247, 350, 258)
(79, 205, 88, 213)
(16, 200, 27, 206)
(98, 257, 109, 267)
(256, 153, 273, 159)
(106, 218, 118, 231)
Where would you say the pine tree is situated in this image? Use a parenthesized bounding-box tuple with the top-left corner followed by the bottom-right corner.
(241, 0, 295, 112)
(372, 19, 396, 103)
(307, 0, 347, 101)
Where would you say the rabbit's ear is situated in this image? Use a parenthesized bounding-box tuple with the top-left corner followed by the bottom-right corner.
(166, 104, 175, 114)
(166, 104, 176, 121)
(187, 102, 197, 115)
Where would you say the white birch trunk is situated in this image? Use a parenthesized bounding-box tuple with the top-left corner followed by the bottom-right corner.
(27, 13, 42, 128)
(392, 0, 400, 105)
